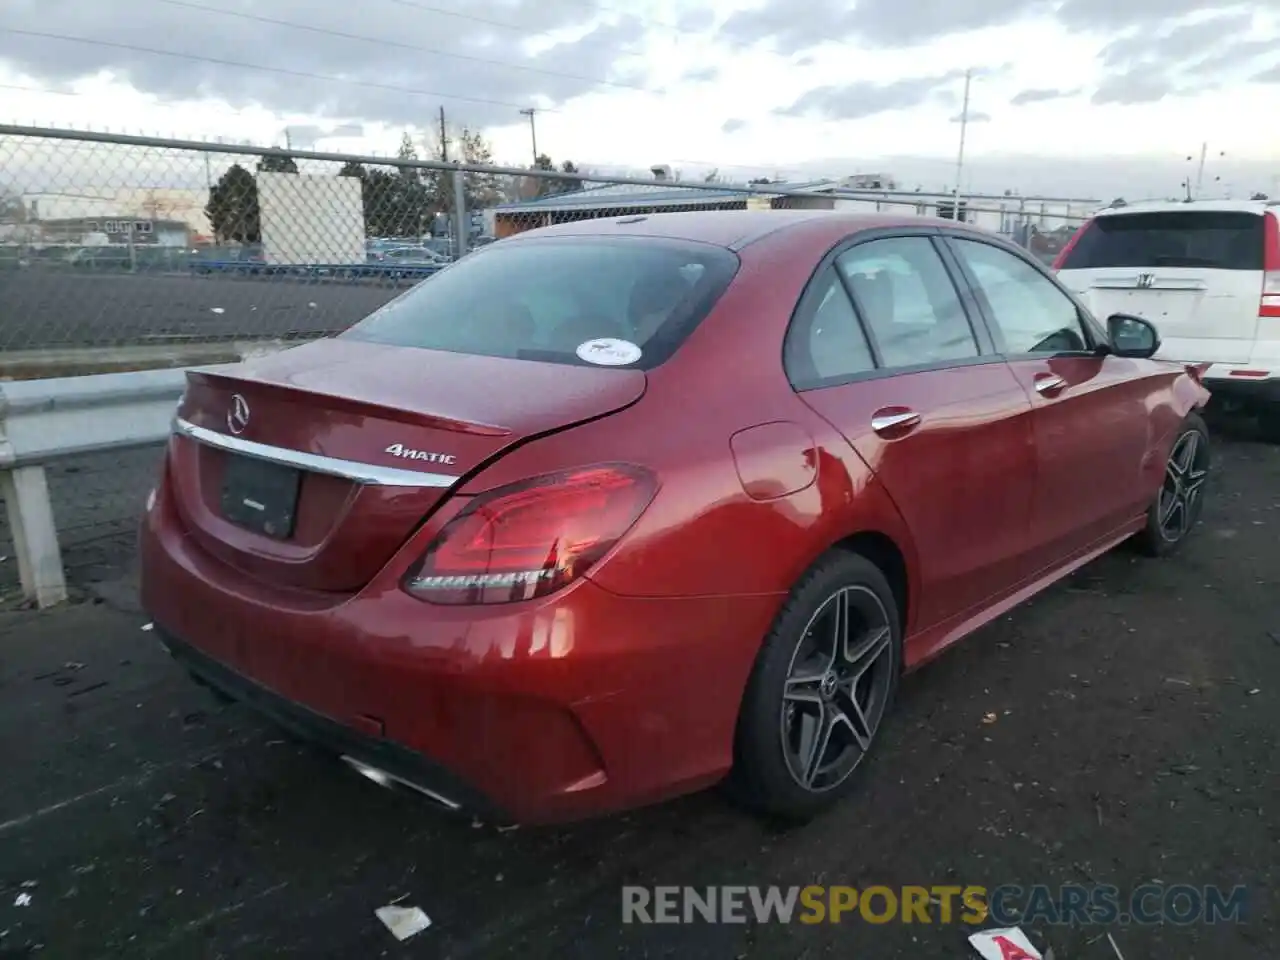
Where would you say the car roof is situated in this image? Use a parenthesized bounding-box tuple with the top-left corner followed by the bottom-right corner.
(503, 209, 966, 251)
(1094, 199, 1280, 218)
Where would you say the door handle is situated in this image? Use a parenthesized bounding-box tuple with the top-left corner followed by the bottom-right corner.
(871, 409, 921, 436)
(1034, 375, 1067, 396)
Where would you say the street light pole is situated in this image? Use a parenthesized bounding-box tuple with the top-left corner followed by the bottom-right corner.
(953, 68, 972, 223)
(520, 108, 538, 164)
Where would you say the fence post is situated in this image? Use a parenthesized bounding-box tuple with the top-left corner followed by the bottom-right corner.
(0, 466, 67, 607)
(452, 166, 468, 258)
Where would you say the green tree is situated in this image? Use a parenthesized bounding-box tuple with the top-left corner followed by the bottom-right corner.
(256, 152, 299, 174)
(457, 127, 502, 208)
(205, 163, 260, 243)
(387, 132, 432, 237)
(530, 155, 585, 198)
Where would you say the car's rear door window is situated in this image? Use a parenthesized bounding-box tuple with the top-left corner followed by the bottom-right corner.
(835, 237, 980, 368)
(344, 236, 739, 369)
(1059, 211, 1265, 270)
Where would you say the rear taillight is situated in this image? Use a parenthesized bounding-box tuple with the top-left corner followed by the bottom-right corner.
(1051, 218, 1094, 270)
(403, 464, 658, 605)
(1261, 212, 1280, 318)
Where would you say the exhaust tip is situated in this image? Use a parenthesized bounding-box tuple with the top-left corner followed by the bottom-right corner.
(340, 756, 462, 812)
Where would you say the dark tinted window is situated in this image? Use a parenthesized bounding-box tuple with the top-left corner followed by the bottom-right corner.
(783, 271, 874, 386)
(836, 237, 979, 368)
(1060, 211, 1265, 270)
(344, 236, 739, 369)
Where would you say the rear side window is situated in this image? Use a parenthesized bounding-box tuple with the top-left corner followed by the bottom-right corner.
(836, 237, 980, 368)
(1060, 211, 1265, 271)
(344, 236, 739, 369)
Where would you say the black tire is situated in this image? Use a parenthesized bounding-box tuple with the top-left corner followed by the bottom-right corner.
(727, 550, 903, 822)
(1132, 411, 1211, 557)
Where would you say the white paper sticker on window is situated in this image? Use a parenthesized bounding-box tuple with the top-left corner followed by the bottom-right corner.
(576, 338, 642, 366)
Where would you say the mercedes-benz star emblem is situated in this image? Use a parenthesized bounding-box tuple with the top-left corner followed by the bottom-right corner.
(227, 394, 250, 435)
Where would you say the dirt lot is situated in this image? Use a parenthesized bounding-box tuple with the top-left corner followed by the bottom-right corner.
(0, 429, 1276, 959)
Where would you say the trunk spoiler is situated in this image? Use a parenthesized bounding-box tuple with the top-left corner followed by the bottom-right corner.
(186, 369, 512, 438)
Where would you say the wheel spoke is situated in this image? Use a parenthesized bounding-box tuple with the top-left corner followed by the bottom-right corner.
(844, 625, 892, 683)
(800, 707, 835, 787)
(1184, 467, 1208, 499)
(784, 670, 825, 704)
(1175, 431, 1199, 475)
(833, 687, 873, 750)
(1159, 489, 1181, 527)
(828, 589, 850, 664)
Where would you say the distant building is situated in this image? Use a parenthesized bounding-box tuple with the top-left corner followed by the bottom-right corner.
(37, 216, 191, 247)
(23, 188, 211, 239)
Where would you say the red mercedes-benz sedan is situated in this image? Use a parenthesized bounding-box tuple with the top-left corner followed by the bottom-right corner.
(140, 211, 1212, 825)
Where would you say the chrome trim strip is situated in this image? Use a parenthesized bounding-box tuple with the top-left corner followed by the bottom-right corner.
(172, 417, 459, 488)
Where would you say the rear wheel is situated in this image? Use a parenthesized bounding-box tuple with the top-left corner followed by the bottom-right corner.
(1133, 412, 1211, 557)
(728, 551, 902, 822)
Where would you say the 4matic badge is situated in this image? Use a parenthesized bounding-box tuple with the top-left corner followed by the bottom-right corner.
(385, 443, 456, 466)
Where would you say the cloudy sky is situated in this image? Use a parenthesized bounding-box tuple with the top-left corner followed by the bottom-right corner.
(1, 0, 1279, 197)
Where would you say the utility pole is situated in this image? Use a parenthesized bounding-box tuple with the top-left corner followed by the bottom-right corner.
(1194, 141, 1208, 199)
(438, 107, 449, 162)
(953, 68, 972, 223)
(284, 127, 293, 151)
(520, 108, 538, 165)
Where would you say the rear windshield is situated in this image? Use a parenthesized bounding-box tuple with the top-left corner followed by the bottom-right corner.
(343, 235, 740, 369)
(1060, 211, 1265, 271)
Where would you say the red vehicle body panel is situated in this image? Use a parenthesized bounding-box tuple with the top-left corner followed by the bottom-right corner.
(140, 210, 1210, 824)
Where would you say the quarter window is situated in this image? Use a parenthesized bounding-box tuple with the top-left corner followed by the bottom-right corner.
(949, 238, 1089, 355)
(835, 237, 979, 368)
(783, 271, 874, 385)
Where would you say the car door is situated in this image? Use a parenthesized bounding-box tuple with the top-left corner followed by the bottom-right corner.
(943, 234, 1154, 568)
(784, 231, 1038, 633)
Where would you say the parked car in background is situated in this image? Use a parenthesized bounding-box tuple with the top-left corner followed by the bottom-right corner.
(1055, 199, 1280, 438)
(142, 210, 1211, 826)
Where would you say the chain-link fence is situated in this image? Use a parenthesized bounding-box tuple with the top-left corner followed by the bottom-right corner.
(1, 125, 1096, 369)
(0, 124, 1097, 596)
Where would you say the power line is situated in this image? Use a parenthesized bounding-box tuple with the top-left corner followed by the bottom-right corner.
(153, 0, 656, 94)
(0, 28, 563, 113)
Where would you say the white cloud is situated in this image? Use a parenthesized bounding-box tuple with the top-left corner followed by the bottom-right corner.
(1, 0, 1279, 198)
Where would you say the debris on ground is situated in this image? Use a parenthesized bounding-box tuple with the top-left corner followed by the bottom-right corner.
(374, 903, 432, 942)
(968, 925, 1042, 959)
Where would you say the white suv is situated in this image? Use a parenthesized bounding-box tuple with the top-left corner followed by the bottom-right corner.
(1054, 199, 1280, 439)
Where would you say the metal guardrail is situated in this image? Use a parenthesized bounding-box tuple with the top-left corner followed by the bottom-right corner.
(0, 368, 190, 606)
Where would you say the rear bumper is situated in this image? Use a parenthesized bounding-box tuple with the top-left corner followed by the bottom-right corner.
(1202, 365, 1280, 405)
(159, 626, 511, 822)
(140, 473, 782, 824)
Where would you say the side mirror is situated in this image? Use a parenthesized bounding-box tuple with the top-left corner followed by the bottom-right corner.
(1107, 313, 1160, 359)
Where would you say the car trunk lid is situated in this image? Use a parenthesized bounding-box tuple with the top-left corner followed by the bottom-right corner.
(170, 337, 646, 592)
(1066, 269, 1261, 363)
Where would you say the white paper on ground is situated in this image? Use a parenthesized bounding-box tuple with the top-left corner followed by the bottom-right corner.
(375, 904, 432, 941)
(968, 926, 1043, 960)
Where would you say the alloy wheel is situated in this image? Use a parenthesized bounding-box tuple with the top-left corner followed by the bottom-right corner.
(779, 585, 894, 793)
(1158, 429, 1210, 542)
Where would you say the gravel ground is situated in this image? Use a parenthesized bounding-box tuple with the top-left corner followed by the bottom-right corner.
(0, 429, 1276, 959)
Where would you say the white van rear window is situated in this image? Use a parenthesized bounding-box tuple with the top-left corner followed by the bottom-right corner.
(1060, 211, 1264, 271)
